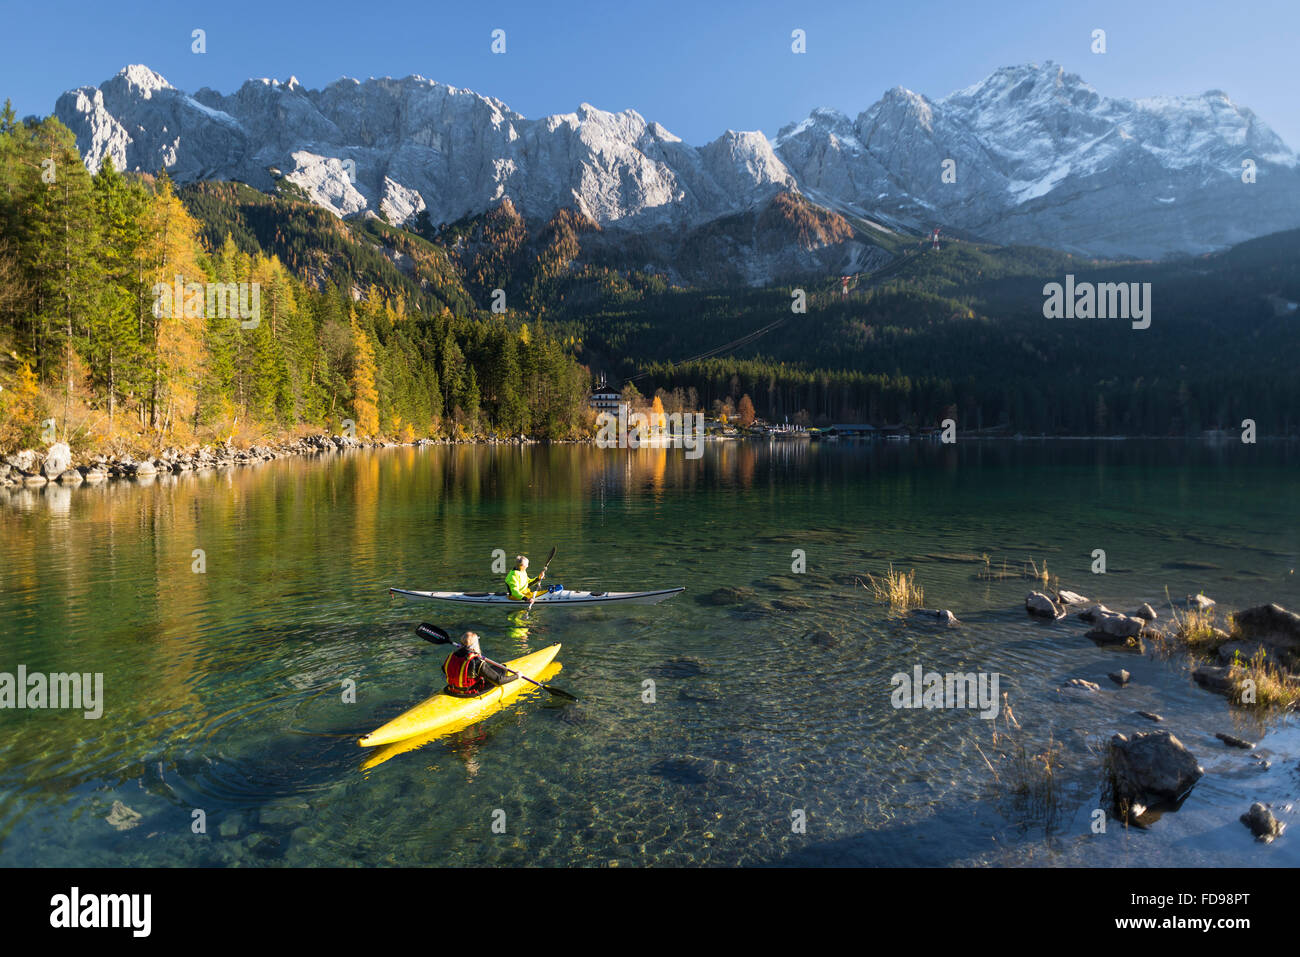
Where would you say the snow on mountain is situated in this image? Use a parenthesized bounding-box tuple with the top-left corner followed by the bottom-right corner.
(55, 61, 1300, 262)
(776, 61, 1300, 257)
(55, 66, 794, 235)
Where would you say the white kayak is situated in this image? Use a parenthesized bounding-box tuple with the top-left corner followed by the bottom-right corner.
(389, 586, 684, 606)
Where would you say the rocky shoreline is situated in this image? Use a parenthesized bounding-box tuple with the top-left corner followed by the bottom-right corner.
(1022, 586, 1298, 837)
(0, 434, 542, 489)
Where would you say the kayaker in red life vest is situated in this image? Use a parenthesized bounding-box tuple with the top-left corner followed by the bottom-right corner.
(443, 632, 516, 697)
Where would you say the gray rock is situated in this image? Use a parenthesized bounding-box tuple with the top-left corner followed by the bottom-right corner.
(1217, 641, 1266, 666)
(1056, 589, 1089, 605)
(1193, 664, 1234, 695)
(1063, 678, 1101, 692)
(1231, 603, 1300, 669)
(1077, 604, 1112, 623)
(1110, 731, 1204, 819)
(1109, 669, 1131, 687)
(1088, 610, 1144, 640)
(1026, 591, 1065, 619)
(1214, 732, 1256, 749)
(8, 449, 37, 472)
(42, 442, 72, 478)
(1240, 802, 1284, 842)
(1133, 603, 1158, 621)
(1185, 593, 1216, 611)
(1135, 710, 1164, 722)
(57, 468, 83, 484)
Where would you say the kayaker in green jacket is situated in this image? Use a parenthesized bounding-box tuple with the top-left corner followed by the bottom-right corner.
(505, 554, 542, 601)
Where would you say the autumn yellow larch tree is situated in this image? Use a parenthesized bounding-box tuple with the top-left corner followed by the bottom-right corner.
(348, 311, 380, 436)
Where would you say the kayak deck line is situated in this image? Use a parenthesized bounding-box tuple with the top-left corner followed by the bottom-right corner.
(388, 586, 685, 606)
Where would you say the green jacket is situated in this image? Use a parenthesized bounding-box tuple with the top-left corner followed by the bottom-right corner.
(505, 568, 536, 600)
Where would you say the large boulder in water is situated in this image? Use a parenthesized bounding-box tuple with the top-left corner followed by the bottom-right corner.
(1231, 603, 1300, 670)
(1110, 731, 1203, 819)
(1077, 604, 1111, 623)
(41, 442, 72, 478)
(1026, 592, 1064, 619)
(1087, 610, 1144, 642)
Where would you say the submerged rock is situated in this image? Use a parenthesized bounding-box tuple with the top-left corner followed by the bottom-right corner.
(701, 587, 750, 606)
(803, 630, 838, 649)
(1135, 710, 1164, 722)
(1110, 731, 1203, 819)
(910, 608, 960, 625)
(649, 756, 732, 786)
(105, 800, 142, 831)
(1240, 802, 1284, 842)
(1214, 732, 1256, 750)
(650, 657, 706, 679)
(1063, 678, 1101, 693)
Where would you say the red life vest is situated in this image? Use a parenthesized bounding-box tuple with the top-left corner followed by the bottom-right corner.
(444, 650, 483, 694)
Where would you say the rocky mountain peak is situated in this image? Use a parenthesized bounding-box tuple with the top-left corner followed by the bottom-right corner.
(53, 62, 1300, 262)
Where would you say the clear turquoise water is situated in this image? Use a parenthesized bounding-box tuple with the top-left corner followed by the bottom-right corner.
(1, 439, 1297, 866)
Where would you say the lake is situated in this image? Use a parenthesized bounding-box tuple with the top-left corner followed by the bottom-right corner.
(1, 439, 1297, 866)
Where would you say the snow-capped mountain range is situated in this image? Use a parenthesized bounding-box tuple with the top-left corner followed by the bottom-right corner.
(56, 61, 1300, 261)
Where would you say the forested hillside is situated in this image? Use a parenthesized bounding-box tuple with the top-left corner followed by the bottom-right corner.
(0, 106, 589, 453)
(543, 237, 1300, 434)
(3, 102, 1298, 451)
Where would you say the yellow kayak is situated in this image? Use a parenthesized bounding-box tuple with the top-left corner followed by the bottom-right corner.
(360, 660, 562, 772)
(358, 644, 562, 748)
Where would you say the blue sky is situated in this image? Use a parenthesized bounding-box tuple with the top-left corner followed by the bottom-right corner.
(6, 0, 1298, 147)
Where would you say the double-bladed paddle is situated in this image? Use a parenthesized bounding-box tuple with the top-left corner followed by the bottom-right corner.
(415, 622, 577, 701)
(527, 545, 558, 613)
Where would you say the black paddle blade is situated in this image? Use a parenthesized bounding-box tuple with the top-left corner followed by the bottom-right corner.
(415, 622, 452, 643)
